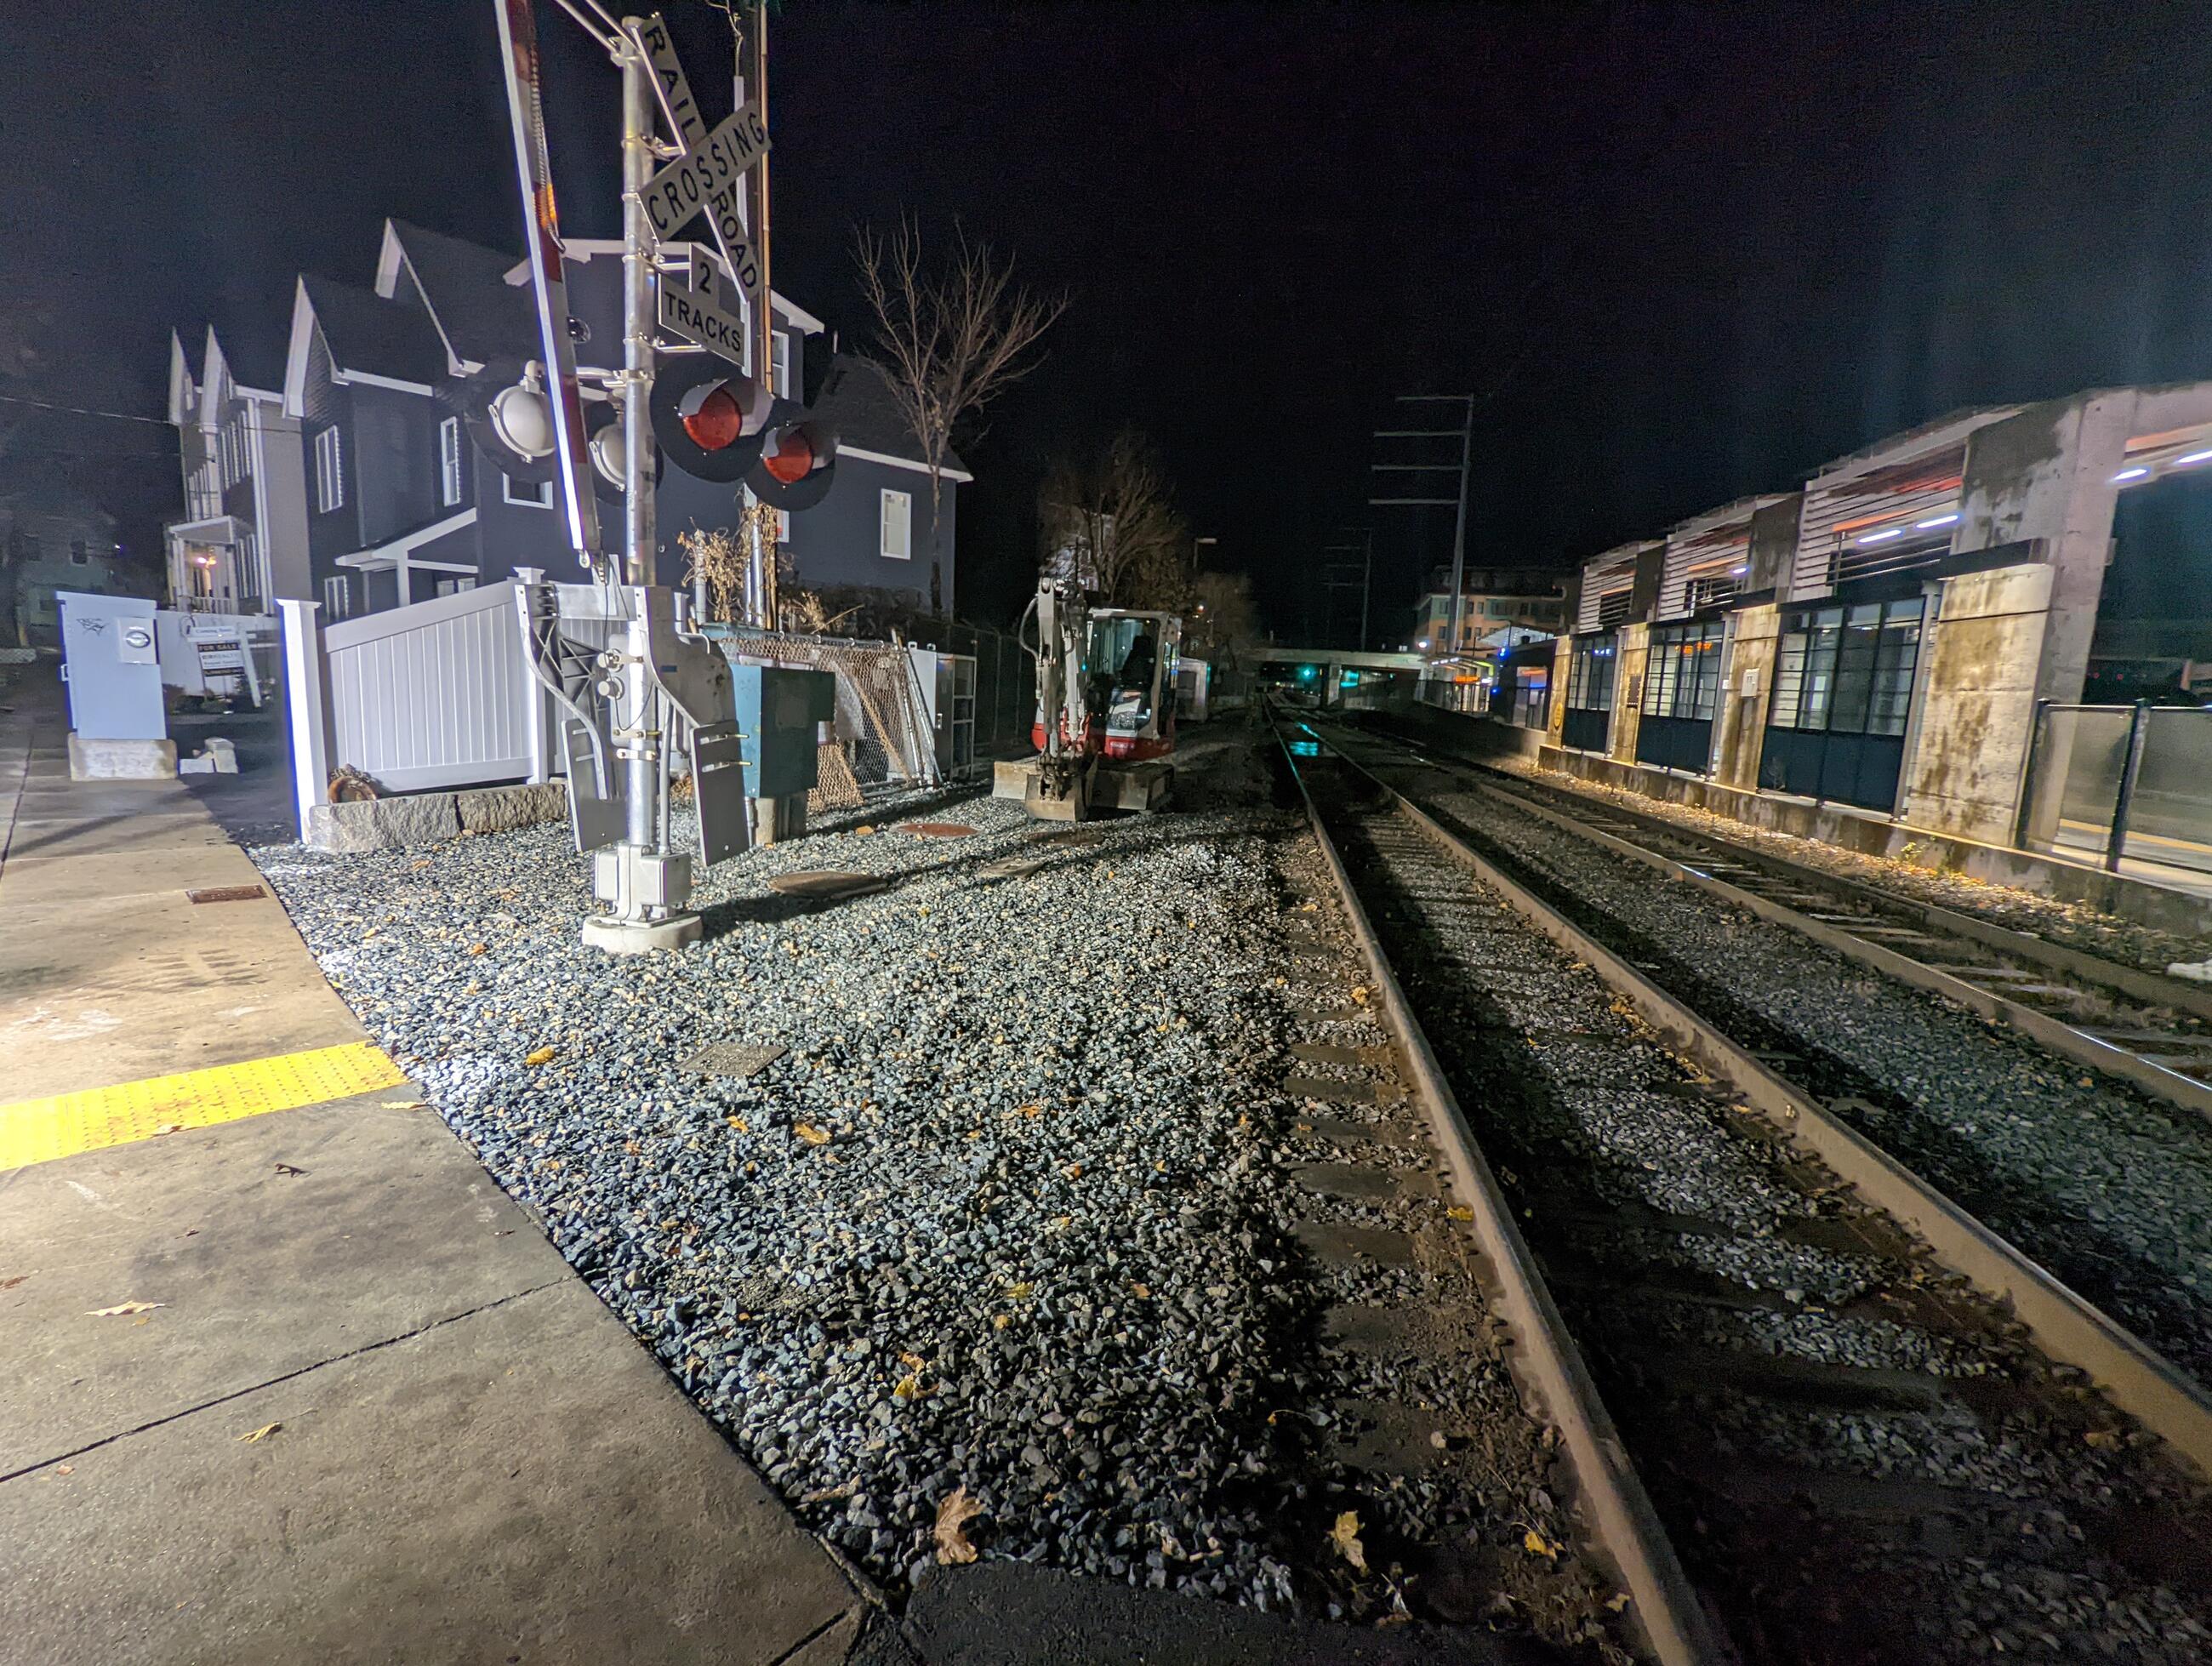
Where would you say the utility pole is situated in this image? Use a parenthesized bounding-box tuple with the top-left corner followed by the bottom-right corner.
(1320, 527, 1373, 652)
(1371, 394, 1474, 657)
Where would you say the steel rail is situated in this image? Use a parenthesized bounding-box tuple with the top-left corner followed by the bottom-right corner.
(1273, 722, 1725, 1666)
(1412, 749, 2212, 1124)
(1301, 722, 2212, 1482)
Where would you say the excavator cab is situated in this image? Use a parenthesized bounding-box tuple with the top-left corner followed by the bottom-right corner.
(995, 583, 1181, 820)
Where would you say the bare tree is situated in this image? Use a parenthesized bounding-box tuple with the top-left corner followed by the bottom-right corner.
(853, 218, 1065, 539)
(1039, 429, 1190, 609)
(1189, 571, 1259, 662)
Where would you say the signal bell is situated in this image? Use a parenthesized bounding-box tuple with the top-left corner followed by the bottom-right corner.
(650, 356, 769, 483)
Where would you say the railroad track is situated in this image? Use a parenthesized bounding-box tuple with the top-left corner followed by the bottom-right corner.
(1273, 716, 2212, 1665)
(1359, 722, 2212, 1121)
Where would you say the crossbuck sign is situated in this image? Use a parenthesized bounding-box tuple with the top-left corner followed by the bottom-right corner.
(644, 104, 770, 303)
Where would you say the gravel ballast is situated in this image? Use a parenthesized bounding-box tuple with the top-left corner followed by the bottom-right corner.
(1360, 756, 2212, 1391)
(251, 737, 1613, 1654)
(1314, 772, 2212, 1665)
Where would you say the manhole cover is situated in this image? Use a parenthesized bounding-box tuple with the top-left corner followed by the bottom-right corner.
(766, 870, 890, 899)
(978, 856, 1047, 880)
(898, 821, 978, 838)
(679, 1042, 788, 1080)
(1027, 828, 1106, 847)
(186, 884, 266, 904)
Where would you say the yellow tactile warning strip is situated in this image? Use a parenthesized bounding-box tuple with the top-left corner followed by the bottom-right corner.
(0, 1041, 408, 1171)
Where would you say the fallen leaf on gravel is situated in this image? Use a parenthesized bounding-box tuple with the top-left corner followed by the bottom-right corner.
(1607, 1594, 1631, 1612)
(855, 824, 876, 836)
(1329, 1510, 1367, 1572)
(1015, 1102, 1044, 1119)
(992, 1314, 1011, 1330)
(893, 1372, 925, 1400)
(935, 1486, 983, 1564)
(469, 943, 487, 956)
(524, 1047, 556, 1067)
(1523, 1528, 1561, 1560)
(1445, 1205, 1474, 1223)
(792, 1123, 831, 1146)
(1349, 986, 1371, 1005)
(237, 1423, 282, 1444)
(1300, 900, 1318, 912)
(899, 1350, 928, 1370)
(1063, 1163, 1084, 1180)
(1129, 1283, 1151, 1299)
(2084, 1429, 2121, 1451)
(726, 1116, 749, 1133)
(87, 1301, 162, 1316)
(1003, 1281, 1035, 1300)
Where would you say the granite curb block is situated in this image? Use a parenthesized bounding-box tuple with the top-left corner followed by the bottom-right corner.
(307, 781, 569, 852)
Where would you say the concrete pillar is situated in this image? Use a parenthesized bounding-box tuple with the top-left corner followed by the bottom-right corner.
(1931, 392, 2133, 841)
(1545, 636, 1571, 746)
(1713, 604, 1780, 791)
(1611, 622, 1649, 765)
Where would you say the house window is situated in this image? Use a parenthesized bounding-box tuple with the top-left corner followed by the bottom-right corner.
(322, 575, 351, 620)
(880, 488, 912, 560)
(69, 540, 88, 566)
(237, 533, 262, 607)
(776, 509, 792, 545)
(432, 576, 477, 599)
(503, 473, 552, 508)
(439, 417, 464, 507)
(314, 425, 345, 514)
(772, 330, 792, 398)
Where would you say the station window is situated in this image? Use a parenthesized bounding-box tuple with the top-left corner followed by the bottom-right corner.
(1641, 619, 1725, 720)
(1770, 596, 1923, 737)
(1566, 634, 1616, 710)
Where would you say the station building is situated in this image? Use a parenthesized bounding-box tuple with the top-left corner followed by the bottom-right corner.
(1541, 382, 2212, 866)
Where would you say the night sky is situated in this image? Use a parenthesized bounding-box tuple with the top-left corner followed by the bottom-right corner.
(10, 2, 2212, 639)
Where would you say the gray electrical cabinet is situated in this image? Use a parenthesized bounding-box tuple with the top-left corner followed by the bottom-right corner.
(59, 591, 175, 779)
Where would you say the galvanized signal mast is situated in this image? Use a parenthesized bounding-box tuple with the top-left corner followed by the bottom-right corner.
(488, 0, 784, 953)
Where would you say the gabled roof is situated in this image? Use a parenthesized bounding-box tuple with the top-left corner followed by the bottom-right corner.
(299, 274, 447, 385)
(816, 356, 969, 481)
(376, 219, 538, 371)
(167, 331, 198, 425)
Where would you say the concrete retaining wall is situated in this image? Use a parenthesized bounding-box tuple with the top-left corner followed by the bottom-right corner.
(1535, 739, 2212, 939)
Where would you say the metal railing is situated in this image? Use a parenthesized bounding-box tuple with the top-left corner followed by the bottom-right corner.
(2018, 701, 2212, 876)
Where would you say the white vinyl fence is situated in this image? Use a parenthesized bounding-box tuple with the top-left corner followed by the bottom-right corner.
(279, 574, 955, 840)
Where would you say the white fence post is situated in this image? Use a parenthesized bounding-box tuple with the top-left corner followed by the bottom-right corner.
(514, 568, 554, 785)
(277, 598, 331, 841)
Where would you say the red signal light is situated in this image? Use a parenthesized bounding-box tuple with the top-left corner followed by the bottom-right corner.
(681, 383, 744, 451)
(761, 427, 814, 484)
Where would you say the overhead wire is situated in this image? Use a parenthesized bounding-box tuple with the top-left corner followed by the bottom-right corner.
(0, 391, 168, 425)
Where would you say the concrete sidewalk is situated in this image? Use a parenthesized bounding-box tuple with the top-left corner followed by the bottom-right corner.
(0, 670, 870, 1665)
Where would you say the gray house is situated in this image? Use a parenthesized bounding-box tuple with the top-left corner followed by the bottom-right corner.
(3, 485, 138, 647)
(163, 324, 311, 613)
(167, 219, 961, 621)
